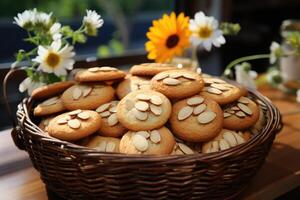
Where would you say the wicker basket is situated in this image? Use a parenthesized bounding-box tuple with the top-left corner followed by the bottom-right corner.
(4, 70, 282, 200)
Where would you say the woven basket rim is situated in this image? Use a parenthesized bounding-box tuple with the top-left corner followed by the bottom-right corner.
(16, 88, 281, 162)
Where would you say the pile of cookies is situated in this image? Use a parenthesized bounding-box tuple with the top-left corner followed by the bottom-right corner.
(32, 63, 264, 155)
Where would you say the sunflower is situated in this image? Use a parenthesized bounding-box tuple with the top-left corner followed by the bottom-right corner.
(145, 12, 191, 63)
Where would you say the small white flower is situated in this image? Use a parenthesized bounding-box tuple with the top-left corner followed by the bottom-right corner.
(50, 22, 62, 41)
(33, 40, 75, 76)
(35, 11, 52, 28)
(83, 10, 104, 36)
(13, 9, 37, 28)
(235, 64, 257, 89)
(270, 42, 281, 64)
(297, 90, 300, 103)
(189, 11, 225, 51)
(19, 77, 45, 95)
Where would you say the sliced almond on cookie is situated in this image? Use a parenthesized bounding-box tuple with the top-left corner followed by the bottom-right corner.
(136, 131, 150, 139)
(57, 117, 68, 125)
(163, 78, 181, 86)
(187, 96, 204, 106)
(96, 103, 110, 113)
(150, 130, 161, 144)
(206, 87, 222, 95)
(193, 104, 207, 115)
(210, 83, 230, 91)
(154, 73, 169, 81)
(182, 73, 196, 80)
(100, 111, 111, 118)
(197, 111, 216, 124)
(68, 109, 82, 116)
(41, 96, 59, 106)
(125, 99, 135, 110)
(132, 134, 148, 152)
(135, 101, 149, 112)
(77, 111, 90, 120)
(178, 106, 193, 121)
(238, 96, 250, 104)
(109, 106, 117, 113)
(150, 104, 162, 116)
(133, 108, 148, 121)
(235, 111, 246, 118)
(169, 73, 182, 79)
(178, 143, 194, 154)
(88, 67, 100, 72)
(150, 95, 163, 105)
(72, 87, 82, 100)
(82, 86, 93, 97)
(67, 119, 81, 129)
(136, 94, 151, 101)
(107, 113, 118, 126)
(223, 131, 237, 147)
(237, 103, 253, 115)
(223, 112, 231, 118)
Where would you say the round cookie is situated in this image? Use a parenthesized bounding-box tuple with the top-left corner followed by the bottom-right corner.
(119, 126, 175, 155)
(199, 77, 242, 105)
(202, 129, 251, 153)
(34, 96, 65, 116)
(48, 110, 102, 141)
(31, 81, 76, 99)
(151, 70, 204, 99)
(116, 76, 151, 99)
(170, 95, 223, 142)
(223, 96, 260, 130)
(129, 63, 176, 76)
(95, 100, 127, 137)
(75, 66, 126, 82)
(61, 84, 114, 110)
(86, 136, 120, 153)
(117, 90, 172, 131)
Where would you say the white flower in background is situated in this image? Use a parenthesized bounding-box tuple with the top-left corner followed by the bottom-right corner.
(270, 42, 282, 64)
(35, 11, 52, 28)
(235, 64, 257, 89)
(83, 10, 104, 36)
(297, 90, 300, 103)
(19, 77, 45, 95)
(13, 9, 37, 28)
(50, 22, 62, 41)
(189, 11, 225, 51)
(33, 40, 75, 76)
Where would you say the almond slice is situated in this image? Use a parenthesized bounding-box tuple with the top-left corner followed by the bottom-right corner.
(88, 67, 100, 72)
(210, 83, 230, 91)
(68, 109, 82, 116)
(203, 78, 214, 84)
(133, 108, 148, 121)
(178, 106, 193, 121)
(107, 113, 118, 126)
(153, 73, 169, 81)
(136, 94, 151, 101)
(235, 111, 246, 118)
(105, 141, 116, 152)
(67, 119, 81, 129)
(187, 96, 204, 106)
(150, 130, 161, 143)
(57, 117, 68, 125)
(150, 95, 163, 105)
(219, 139, 230, 150)
(97, 141, 107, 151)
(223, 112, 231, 118)
(206, 87, 222, 95)
(125, 99, 135, 110)
(193, 104, 207, 115)
(77, 111, 90, 120)
(100, 111, 111, 118)
(82, 86, 93, 97)
(136, 131, 150, 139)
(96, 103, 110, 113)
(41, 96, 59, 106)
(238, 96, 250, 104)
(72, 87, 82, 100)
(182, 73, 196, 80)
(150, 104, 162, 116)
(233, 132, 245, 144)
(135, 101, 149, 112)
(237, 103, 253, 115)
(178, 143, 194, 154)
(99, 66, 118, 71)
(223, 131, 238, 147)
(231, 106, 240, 111)
(132, 134, 148, 152)
(163, 78, 181, 86)
(211, 78, 226, 84)
(169, 73, 182, 79)
(197, 111, 216, 124)
(109, 106, 117, 113)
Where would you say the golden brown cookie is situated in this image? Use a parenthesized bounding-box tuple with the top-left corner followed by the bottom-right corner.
(119, 126, 175, 155)
(117, 90, 172, 131)
(199, 77, 242, 105)
(38, 116, 55, 133)
(116, 75, 151, 99)
(151, 70, 204, 99)
(129, 63, 176, 76)
(170, 95, 223, 142)
(86, 135, 120, 153)
(223, 96, 260, 130)
(48, 110, 102, 141)
(202, 129, 251, 153)
(75, 66, 126, 82)
(95, 100, 127, 137)
(31, 81, 76, 100)
(61, 84, 115, 110)
(34, 96, 65, 116)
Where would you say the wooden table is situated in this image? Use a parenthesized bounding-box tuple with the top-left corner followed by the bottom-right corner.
(0, 87, 300, 200)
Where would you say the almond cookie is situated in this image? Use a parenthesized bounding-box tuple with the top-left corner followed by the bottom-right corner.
(117, 90, 172, 131)
(38, 116, 55, 133)
(129, 63, 176, 76)
(95, 100, 127, 137)
(61, 84, 114, 110)
(116, 75, 151, 99)
(202, 129, 251, 153)
(34, 96, 65, 116)
(31, 81, 76, 99)
(119, 126, 175, 155)
(199, 77, 242, 105)
(86, 136, 120, 153)
(223, 96, 260, 130)
(75, 66, 126, 82)
(170, 95, 223, 142)
(48, 110, 102, 141)
(151, 70, 204, 99)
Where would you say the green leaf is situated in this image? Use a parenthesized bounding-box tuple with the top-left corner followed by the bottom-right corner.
(15, 50, 26, 62)
(97, 45, 111, 58)
(47, 73, 63, 84)
(220, 22, 241, 35)
(73, 32, 86, 43)
(61, 25, 74, 37)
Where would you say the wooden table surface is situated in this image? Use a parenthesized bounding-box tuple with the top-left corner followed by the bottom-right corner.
(0, 86, 300, 200)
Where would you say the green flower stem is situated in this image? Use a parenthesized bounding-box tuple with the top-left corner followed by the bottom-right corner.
(223, 54, 270, 76)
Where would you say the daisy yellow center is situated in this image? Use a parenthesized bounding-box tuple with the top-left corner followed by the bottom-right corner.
(46, 52, 60, 68)
(198, 26, 213, 39)
(166, 34, 180, 49)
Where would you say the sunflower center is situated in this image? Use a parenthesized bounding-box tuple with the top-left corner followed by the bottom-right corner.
(46, 52, 60, 68)
(198, 26, 213, 39)
(166, 34, 179, 49)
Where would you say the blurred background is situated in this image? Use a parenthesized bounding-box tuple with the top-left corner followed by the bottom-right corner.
(1, 0, 300, 130)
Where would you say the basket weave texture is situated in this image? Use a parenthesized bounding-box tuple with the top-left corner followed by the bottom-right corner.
(13, 91, 282, 200)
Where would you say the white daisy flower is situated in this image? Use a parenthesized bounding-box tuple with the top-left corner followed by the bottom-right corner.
(235, 64, 257, 89)
(33, 40, 75, 76)
(50, 22, 62, 41)
(35, 11, 52, 28)
(13, 9, 37, 29)
(270, 42, 282, 64)
(83, 10, 104, 36)
(189, 11, 225, 51)
(19, 77, 45, 95)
